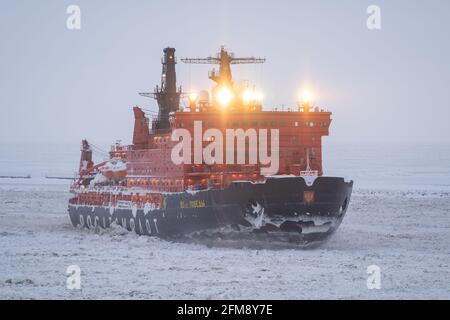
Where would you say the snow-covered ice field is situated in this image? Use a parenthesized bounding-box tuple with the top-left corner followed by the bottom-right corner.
(0, 143, 449, 299)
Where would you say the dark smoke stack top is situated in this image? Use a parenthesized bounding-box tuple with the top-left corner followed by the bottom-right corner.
(153, 47, 182, 132)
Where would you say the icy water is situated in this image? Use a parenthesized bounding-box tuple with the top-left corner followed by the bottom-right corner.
(0, 142, 449, 299)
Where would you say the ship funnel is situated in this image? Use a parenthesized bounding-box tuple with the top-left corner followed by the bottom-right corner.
(138, 48, 182, 132)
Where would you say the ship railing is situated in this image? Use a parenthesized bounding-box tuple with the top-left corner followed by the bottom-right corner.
(110, 144, 133, 152)
(269, 106, 328, 112)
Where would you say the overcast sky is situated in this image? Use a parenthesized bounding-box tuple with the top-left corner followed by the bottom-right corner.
(1, 0, 450, 145)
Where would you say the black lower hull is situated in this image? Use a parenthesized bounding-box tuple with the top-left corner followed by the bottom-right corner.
(68, 176, 353, 247)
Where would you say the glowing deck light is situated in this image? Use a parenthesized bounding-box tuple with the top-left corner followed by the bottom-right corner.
(189, 92, 199, 103)
(242, 89, 253, 103)
(301, 90, 313, 104)
(217, 87, 234, 107)
(243, 89, 263, 105)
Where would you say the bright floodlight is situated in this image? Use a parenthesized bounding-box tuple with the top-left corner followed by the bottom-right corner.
(301, 90, 313, 104)
(217, 87, 234, 107)
(189, 92, 199, 103)
(242, 89, 254, 103)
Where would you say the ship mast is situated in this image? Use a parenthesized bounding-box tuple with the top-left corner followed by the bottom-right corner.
(181, 47, 265, 90)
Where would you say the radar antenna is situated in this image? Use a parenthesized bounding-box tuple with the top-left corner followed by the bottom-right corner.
(181, 47, 265, 86)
